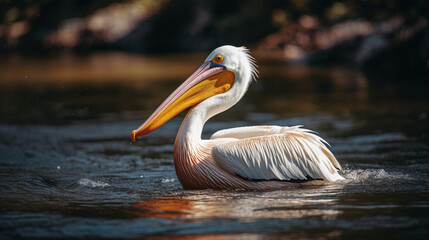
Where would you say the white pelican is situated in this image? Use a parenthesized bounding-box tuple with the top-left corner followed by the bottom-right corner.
(132, 45, 343, 190)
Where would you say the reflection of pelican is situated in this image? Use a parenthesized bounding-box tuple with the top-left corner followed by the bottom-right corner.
(132, 190, 342, 220)
(132, 45, 343, 190)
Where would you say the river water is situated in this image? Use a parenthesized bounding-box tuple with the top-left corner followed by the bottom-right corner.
(1, 53, 428, 239)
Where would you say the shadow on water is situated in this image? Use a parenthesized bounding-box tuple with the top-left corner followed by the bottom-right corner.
(0, 53, 428, 239)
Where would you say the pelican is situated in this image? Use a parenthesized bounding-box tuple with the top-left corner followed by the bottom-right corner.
(131, 45, 343, 190)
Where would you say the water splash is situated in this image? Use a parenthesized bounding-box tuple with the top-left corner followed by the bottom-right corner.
(162, 178, 176, 184)
(340, 168, 413, 184)
(77, 178, 109, 188)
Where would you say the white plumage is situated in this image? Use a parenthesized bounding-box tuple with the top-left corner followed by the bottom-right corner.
(211, 125, 343, 182)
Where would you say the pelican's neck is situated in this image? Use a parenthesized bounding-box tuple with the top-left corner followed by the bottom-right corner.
(176, 78, 247, 146)
(176, 99, 229, 145)
(177, 106, 206, 144)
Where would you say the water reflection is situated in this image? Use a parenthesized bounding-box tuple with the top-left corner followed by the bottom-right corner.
(133, 185, 343, 220)
(145, 233, 266, 240)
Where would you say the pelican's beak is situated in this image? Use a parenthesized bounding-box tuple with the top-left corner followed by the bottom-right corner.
(131, 62, 234, 141)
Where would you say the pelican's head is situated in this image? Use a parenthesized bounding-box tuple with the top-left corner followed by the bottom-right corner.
(131, 45, 257, 141)
(204, 45, 257, 85)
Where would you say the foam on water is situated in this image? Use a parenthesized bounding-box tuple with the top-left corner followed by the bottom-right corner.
(77, 178, 110, 188)
(340, 168, 414, 184)
(161, 178, 176, 183)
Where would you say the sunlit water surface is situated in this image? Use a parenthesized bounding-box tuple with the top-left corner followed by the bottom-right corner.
(1, 53, 428, 239)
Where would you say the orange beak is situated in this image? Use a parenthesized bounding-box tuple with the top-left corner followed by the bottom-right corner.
(131, 62, 234, 141)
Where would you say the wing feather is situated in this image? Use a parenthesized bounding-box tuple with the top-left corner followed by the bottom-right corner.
(211, 125, 284, 140)
(211, 126, 343, 182)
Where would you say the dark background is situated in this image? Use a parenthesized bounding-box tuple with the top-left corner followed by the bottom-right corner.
(1, 0, 428, 82)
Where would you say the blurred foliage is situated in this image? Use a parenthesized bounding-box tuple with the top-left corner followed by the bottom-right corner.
(1, 0, 428, 52)
(2, 0, 428, 25)
(1, 0, 126, 24)
(0, 0, 428, 82)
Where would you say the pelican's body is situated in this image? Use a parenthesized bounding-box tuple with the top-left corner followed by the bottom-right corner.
(132, 45, 343, 190)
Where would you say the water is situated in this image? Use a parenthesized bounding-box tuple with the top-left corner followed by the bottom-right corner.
(1, 53, 429, 239)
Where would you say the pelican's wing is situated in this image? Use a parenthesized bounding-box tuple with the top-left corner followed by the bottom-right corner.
(211, 125, 288, 140)
(211, 126, 343, 182)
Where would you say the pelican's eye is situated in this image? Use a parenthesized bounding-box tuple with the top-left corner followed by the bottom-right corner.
(212, 54, 223, 64)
